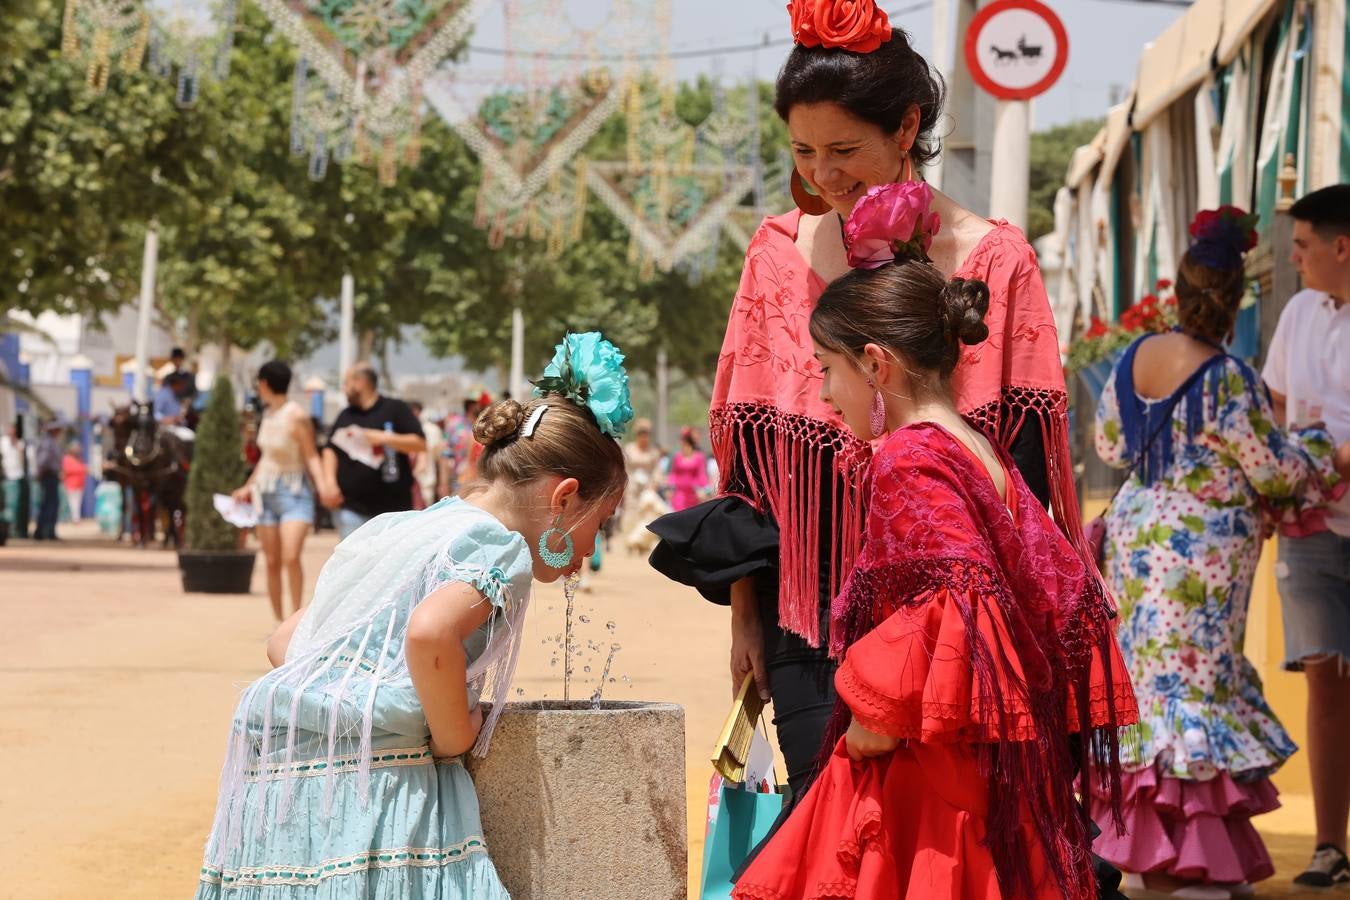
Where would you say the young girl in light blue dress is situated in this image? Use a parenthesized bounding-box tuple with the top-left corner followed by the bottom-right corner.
(194, 333, 633, 899)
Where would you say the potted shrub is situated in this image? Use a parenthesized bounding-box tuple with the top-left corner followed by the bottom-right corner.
(179, 375, 256, 593)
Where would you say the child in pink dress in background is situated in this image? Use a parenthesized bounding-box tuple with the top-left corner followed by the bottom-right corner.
(666, 428, 709, 512)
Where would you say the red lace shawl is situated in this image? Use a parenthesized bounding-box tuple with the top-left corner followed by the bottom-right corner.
(710, 209, 1089, 647)
(829, 422, 1137, 900)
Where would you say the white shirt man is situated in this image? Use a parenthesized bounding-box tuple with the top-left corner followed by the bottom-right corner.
(1261, 184, 1350, 888)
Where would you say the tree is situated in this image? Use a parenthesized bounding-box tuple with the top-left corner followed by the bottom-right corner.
(0, 1, 485, 359)
(1027, 118, 1103, 242)
(417, 78, 784, 387)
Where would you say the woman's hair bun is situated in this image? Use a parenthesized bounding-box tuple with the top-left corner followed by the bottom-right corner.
(940, 277, 991, 346)
(473, 399, 526, 447)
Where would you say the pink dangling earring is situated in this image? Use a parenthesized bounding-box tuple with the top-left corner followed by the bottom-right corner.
(868, 381, 887, 438)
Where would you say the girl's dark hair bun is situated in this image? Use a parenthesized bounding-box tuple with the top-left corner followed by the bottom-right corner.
(940, 277, 991, 346)
(473, 399, 526, 447)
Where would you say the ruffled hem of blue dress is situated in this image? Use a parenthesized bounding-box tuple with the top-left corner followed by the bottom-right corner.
(196, 756, 508, 899)
(1121, 692, 1298, 781)
(193, 850, 508, 899)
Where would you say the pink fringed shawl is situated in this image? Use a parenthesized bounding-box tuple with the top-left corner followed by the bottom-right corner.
(710, 209, 1090, 647)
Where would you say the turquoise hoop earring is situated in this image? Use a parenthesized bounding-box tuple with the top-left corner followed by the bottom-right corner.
(538, 516, 575, 569)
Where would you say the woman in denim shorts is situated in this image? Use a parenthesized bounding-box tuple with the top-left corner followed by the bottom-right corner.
(232, 361, 328, 621)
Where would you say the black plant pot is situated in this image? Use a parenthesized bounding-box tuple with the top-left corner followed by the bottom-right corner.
(178, 549, 257, 594)
(0, 520, 9, 546)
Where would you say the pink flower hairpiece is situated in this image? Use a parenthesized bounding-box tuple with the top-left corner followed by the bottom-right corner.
(843, 181, 941, 270)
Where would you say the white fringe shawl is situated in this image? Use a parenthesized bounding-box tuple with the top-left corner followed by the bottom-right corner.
(201, 500, 531, 863)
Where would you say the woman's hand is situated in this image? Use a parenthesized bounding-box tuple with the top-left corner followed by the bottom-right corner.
(431, 704, 483, 760)
(1335, 440, 1350, 481)
(844, 718, 899, 761)
(730, 577, 769, 701)
(231, 485, 252, 505)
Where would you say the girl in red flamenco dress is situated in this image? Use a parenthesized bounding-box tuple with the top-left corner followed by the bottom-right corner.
(732, 183, 1138, 900)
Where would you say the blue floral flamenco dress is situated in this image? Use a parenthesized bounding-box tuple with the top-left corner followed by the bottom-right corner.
(194, 497, 534, 899)
(1087, 336, 1342, 885)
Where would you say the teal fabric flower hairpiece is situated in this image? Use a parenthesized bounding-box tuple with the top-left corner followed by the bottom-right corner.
(532, 332, 635, 439)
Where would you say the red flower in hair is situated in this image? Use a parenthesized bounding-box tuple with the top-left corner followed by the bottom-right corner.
(787, 0, 892, 53)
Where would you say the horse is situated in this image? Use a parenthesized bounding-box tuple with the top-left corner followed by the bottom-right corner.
(103, 403, 190, 549)
(989, 44, 1018, 63)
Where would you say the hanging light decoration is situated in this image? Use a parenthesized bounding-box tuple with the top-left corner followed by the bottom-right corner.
(144, 0, 238, 107)
(62, 0, 150, 92)
(254, 0, 493, 183)
(424, 0, 667, 251)
(588, 77, 759, 277)
(426, 68, 617, 251)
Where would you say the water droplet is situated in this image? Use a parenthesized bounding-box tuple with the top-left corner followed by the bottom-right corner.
(621, 676, 631, 684)
(579, 615, 591, 624)
(608, 677, 616, 684)
(583, 666, 592, 673)
(611, 642, 622, 651)
(550, 658, 559, 667)
(606, 621, 616, 633)
(516, 688, 525, 696)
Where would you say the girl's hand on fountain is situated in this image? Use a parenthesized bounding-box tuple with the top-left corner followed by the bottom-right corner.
(431, 705, 483, 760)
(730, 577, 770, 701)
(408, 582, 496, 761)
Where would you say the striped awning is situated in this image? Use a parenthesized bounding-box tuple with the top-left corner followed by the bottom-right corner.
(1218, 0, 1283, 65)
(1133, 0, 1225, 129)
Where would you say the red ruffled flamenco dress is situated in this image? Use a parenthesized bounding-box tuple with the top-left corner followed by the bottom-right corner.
(733, 424, 1139, 900)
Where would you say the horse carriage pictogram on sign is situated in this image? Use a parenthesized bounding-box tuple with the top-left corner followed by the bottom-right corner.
(963, 0, 1068, 101)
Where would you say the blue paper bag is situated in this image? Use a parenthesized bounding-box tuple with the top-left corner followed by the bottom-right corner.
(699, 778, 784, 899)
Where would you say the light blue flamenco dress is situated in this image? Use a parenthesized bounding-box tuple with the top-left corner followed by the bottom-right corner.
(194, 497, 534, 899)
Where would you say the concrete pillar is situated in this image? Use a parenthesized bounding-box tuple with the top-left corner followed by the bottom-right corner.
(466, 701, 687, 899)
(15, 355, 31, 415)
(989, 99, 1031, 231)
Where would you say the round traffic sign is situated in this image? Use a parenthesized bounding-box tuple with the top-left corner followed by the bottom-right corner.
(963, 0, 1068, 101)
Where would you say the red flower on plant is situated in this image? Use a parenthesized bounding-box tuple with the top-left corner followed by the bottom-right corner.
(1155, 278, 1173, 291)
(1087, 317, 1109, 338)
(787, 0, 893, 53)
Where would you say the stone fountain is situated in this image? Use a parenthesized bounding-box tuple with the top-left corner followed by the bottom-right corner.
(466, 576, 688, 899)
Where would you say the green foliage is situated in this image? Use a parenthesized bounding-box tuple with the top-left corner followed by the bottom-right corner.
(184, 376, 247, 551)
(1, 3, 775, 393)
(419, 78, 785, 385)
(1027, 118, 1103, 242)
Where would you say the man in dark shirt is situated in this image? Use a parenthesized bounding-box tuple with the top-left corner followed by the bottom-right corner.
(33, 420, 64, 540)
(320, 363, 426, 539)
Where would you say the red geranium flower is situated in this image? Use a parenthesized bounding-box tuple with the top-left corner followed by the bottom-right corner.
(1087, 317, 1109, 338)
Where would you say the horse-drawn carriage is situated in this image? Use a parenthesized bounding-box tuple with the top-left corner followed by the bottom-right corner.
(103, 402, 191, 548)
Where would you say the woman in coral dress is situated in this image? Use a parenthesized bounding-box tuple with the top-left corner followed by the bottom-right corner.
(732, 185, 1136, 900)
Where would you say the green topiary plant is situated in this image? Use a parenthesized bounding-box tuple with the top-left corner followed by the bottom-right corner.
(185, 375, 248, 552)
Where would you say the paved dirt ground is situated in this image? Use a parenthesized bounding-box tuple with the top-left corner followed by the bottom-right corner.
(0, 521, 1333, 898)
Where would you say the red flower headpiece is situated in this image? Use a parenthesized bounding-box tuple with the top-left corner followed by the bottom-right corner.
(787, 0, 892, 53)
(1187, 205, 1259, 271)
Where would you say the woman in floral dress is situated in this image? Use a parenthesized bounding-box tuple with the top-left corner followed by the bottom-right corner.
(1089, 208, 1347, 897)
